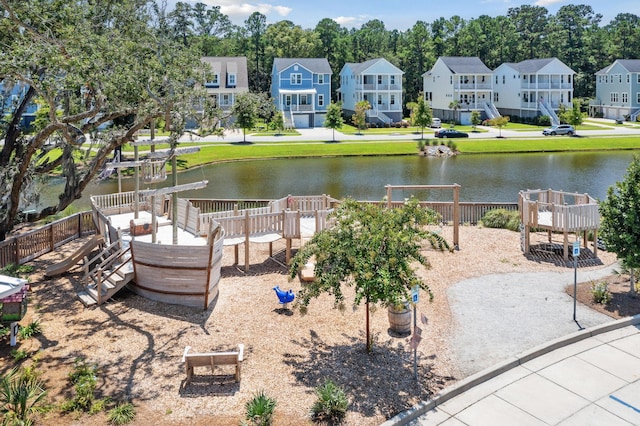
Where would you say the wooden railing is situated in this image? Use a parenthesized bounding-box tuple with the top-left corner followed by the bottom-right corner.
(0, 212, 96, 268)
(0, 200, 518, 269)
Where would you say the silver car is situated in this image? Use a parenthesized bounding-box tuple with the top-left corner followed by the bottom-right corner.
(542, 124, 575, 136)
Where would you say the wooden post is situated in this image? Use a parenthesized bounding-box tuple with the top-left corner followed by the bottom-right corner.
(453, 184, 460, 249)
(563, 231, 569, 262)
(245, 210, 250, 272)
(386, 185, 392, 208)
(151, 195, 157, 244)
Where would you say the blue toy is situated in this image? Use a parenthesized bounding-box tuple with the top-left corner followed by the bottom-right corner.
(273, 286, 295, 304)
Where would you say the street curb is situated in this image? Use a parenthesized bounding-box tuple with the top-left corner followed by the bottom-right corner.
(382, 314, 640, 426)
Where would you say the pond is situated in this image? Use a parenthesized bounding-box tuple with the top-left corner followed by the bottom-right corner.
(44, 151, 638, 210)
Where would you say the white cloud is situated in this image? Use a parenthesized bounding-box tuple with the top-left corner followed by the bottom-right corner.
(334, 16, 358, 26)
(195, 1, 292, 23)
(534, 0, 567, 6)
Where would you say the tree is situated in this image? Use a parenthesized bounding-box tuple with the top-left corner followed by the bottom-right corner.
(412, 95, 432, 139)
(489, 116, 510, 137)
(324, 101, 344, 142)
(0, 0, 206, 241)
(470, 110, 482, 130)
(244, 12, 267, 92)
(563, 99, 584, 135)
(270, 111, 285, 135)
(352, 100, 370, 134)
(232, 92, 263, 143)
(289, 198, 450, 352)
(599, 155, 640, 296)
(448, 100, 461, 125)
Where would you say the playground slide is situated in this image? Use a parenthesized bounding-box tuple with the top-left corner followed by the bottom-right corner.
(45, 235, 105, 277)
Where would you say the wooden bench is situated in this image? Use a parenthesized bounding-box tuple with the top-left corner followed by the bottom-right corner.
(182, 344, 244, 384)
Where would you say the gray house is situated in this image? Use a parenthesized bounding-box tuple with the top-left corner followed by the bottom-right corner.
(590, 59, 640, 121)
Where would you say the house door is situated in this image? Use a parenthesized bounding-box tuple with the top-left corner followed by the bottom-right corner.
(284, 95, 292, 110)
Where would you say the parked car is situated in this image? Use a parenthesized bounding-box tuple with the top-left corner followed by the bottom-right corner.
(434, 129, 468, 138)
(542, 124, 575, 136)
(430, 118, 442, 128)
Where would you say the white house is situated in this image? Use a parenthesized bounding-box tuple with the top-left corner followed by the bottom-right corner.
(338, 58, 404, 124)
(422, 56, 496, 125)
(493, 58, 575, 125)
(200, 57, 249, 110)
(590, 59, 640, 121)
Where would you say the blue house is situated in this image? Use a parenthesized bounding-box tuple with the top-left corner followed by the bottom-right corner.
(271, 58, 332, 128)
(1, 81, 38, 128)
(590, 59, 640, 122)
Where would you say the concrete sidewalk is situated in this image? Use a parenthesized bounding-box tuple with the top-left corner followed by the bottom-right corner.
(385, 316, 640, 425)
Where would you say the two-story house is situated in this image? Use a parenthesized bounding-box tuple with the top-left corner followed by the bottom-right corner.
(422, 57, 496, 125)
(271, 58, 332, 128)
(493, 58, 575, 125)
(1, 80, 38, 128)
(201, 56, 249, 112)
(338, 58, 403, 124)
(590, 59, 640, 121)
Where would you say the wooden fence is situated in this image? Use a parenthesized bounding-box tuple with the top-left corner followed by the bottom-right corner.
(0, 212, 96, 268)
(0, 200, 518, 269)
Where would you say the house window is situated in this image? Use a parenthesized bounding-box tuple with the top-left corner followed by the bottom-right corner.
(205, 73, 219, 88)
(494, 93, 499, 102)
(228, 74, 236, 86)
(560, 93, 564, 103)
(611, 92, 619, 103)
(222, 94, 230, 105)
(495, 75, 498, 84)
(300, 94, 309, 105)
(450, 76, 452, 84)
(605, 75, 608, 83)
(291, 73, 302, 85)
(627, 74, 630, 83)
(318, 94, 324, 107)
(378, 75, 383, 85)
(637, 74, 640, 83)
(637, 93, 640, 103)
(391, 75, 396, 85)
(622, 93, 628, 103)
(502, 75, 505, 84)
(377, 94, 382, 105)
(619, 74, 623, 83)
(391, 94, 395, 105)
(318, 74, 324, 84)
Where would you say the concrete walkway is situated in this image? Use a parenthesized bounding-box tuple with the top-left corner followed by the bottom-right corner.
(390, 317, 640, 425)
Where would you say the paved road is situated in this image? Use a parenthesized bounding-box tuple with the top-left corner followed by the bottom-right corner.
(174, 119, 640, 144)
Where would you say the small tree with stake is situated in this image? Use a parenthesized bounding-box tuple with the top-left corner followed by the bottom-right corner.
(412, 95, 432, 140)
(599, 154, 640, 296)
(324, 101, 344, 142)
(352, 100, 370, 135)
(289, 197, 451, 353)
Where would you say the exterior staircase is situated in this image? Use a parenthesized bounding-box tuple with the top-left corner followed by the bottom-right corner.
(630, 108, 640, 122)
(539, 101, 560, 126)
(484, 102, 501, 120)
(78, 240, 134, 306)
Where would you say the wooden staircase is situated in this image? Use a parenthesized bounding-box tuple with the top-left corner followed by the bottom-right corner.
(78, 240, 134, 306)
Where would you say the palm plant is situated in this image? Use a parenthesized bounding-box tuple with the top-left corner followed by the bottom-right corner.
(244, 390, 277, 426)
(0, 368, 47, 426)
(310, 380, 348, 424)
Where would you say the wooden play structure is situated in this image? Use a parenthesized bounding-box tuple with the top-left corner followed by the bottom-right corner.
(520, 189, 600, 261)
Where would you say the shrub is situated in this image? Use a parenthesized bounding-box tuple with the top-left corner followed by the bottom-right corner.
(62, 358, 99, 413)
(537, 115, 551, 127)
(108, 402, 136, 425)
(310, 380, 349, 424)
(591, 281, 612, 305)
(417, 140, 425, 152)
(480, 209, 520, 231)
(0, 264, 34, 278)
(244, 390, 276, 426)
(19, 320, 42, 340)
(11, 349, 29, 361)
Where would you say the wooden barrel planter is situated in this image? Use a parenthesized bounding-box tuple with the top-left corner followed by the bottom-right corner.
(388, 304, 411, 334)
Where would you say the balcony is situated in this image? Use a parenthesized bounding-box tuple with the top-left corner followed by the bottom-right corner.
(521, 83, 572, 90)
(454, 83, 492, 90)
(356, 84, 402, 91)
(281, 104, 315, 112)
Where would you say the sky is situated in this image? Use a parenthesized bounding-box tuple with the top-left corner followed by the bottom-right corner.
(168, 0, 639, 30)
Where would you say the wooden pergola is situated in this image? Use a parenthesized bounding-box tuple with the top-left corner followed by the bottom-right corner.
(385, 184, 461, 249)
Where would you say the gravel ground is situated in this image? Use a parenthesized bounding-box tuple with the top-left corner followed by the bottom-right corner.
(447, 264, 620, 377)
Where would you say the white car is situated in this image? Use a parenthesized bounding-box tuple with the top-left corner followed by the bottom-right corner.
(542, 124, 575, 136)
(430, 118, 442, 128)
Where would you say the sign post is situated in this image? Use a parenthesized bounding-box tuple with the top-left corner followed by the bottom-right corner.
(411, 285, 419, 380)
(572, 239, 580, 322)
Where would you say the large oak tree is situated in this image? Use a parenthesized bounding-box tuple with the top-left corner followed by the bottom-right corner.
(0, 0, 209, 240)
